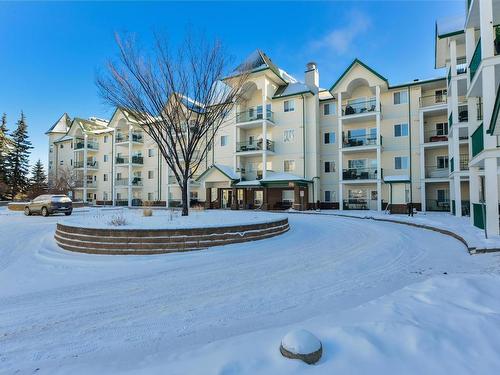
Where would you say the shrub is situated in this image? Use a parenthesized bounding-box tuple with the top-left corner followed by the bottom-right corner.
(108, 213, 128, 226)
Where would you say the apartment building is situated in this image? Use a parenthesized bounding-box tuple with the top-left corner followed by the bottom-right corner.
(433, 0, 500, 236)
(47, 50, 453, 214)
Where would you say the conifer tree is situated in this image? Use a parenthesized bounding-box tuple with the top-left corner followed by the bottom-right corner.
(0, 113, 9, 184)
(6, 111, 32, 198)
(27, 159, 48, 198)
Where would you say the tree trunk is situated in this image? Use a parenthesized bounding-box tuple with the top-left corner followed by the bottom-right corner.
(181, 178, 189, 216)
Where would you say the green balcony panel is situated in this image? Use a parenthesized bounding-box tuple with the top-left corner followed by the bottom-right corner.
(469, 38, 481, 82)
(471, 123, 484, 157)
(473, 203, 486, 229)
(450, 157, 454, 173)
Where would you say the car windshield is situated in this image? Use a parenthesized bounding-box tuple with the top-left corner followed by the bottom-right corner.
(51, 196, 71, 203)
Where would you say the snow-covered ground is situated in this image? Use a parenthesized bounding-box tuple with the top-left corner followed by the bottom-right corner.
(0, 208, 499, 374)
(301, 209, 500, 251)
(62, 208, 286, 229)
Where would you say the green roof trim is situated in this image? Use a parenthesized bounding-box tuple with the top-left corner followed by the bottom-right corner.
(328, 58, 388, 92)
(488, 84, 500, 135)
(195, 164, 239, 182)
(272, 90, 314, 100)
(389, 77, 446, 90)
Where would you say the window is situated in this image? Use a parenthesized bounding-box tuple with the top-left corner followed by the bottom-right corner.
(148, 148, 154, 157)
(324, 191, 332, 202)
(104, 135, 108, 143)
(324, 161, 335, 173)
(394, 123, 409, 137)
(103, 174, 108, 182)
(283, 129, 295, 143)
(323, 103, 336, 116)
(282, 190, 294, 203)
(104, 155, 108, 162)
(435, 89, 447, 103)
(60, 144, 64, 149)
(148, 170, 154, 179)
(436, 122, 448, 135)
(284, 100, 295, 112)
(437, 189, 449, 202)
(49, 145, 53, 153)
(324, 131, 336, 144)
(248, 135, 255, 145)
(437, 156, 449, 169)
(190, 191, 198, 200)
(284, 160, 295, 172)
(60, 160, 63, 165)
(395, 156, 409, 170)
(220, 135, 228, 146)
(148, 192, 154, 201)
(103, 192, 108, 200)
(70, 159, 72, 166)
(393, 91, 408, 105)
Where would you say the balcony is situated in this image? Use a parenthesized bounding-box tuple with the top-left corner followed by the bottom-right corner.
(342, 133, 378, 148)
(471, 123, 484, 157)
(460, 154, 470, 171)
(458, 104, 468, 123)
(419, 94, 447, 108)
(342, 167, 378, 180)
(74, 140, 99, 151)
(425, 166, 449, 179)
(115, 155, 144, 165)
(236, 139, 275, 153)
(341, 99, 377, 116)
(74, 160, 98, 169)
(424, 130, 448, 144)
(116, 132, 144, 144)
(426, 199, 450, 212)
(116, 178, 143, 187)
(74, 180, 97, 189)
(236, 109, 274, 124)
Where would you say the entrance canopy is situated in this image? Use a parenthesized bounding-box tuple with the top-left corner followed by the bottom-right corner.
(196, 164, 239, 189)
(235, 172, 312, 188)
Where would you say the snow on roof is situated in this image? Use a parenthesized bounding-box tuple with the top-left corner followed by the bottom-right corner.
(214, 164, 239, 180)
(54, 134, 73, 143)
(273, 82, 314, 98)
(235, 180, 261, 187)
(260, 172, 309, 182)
(46, 113, 71, 134)
(384, 175, 410, 183)
(228, 49, 289, 83)
(319, 90, 334, 101)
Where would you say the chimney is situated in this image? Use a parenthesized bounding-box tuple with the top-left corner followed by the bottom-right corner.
(305, 62, 319, 91)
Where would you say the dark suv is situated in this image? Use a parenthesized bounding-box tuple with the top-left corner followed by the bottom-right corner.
(24, 195, 73, 217)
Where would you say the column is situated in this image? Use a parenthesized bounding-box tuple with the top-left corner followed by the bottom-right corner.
(262, 80, 268, 179)
(484, 157, 499, 236)
(128, 125, 132, 207)
(479, 0, 495, 60)
(262, 187, 268, 210)
(293, 184, 301, 211)
(419, 110, 426, 211)
(375, 85, 382, 211)
(337, 91, 343, 210)
(205, 186, 211, 209)
(234, 104, 240, 178)
(83, 134, 88, 203)
(469, 166, 480, 227)
(112, 129, 116, 206)
(452, 130, 462, 217)
(231, 187, 238, 210)
(465, 27, 476, 87)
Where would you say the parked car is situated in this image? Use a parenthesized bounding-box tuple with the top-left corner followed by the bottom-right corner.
(24, 194, 73, 217)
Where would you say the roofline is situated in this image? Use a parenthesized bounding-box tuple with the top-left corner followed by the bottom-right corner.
(434, 21, 465, 69)
(272, 90, 315, 100)
(222, 66, 288, 85)
(328, 58, 388, 92)
(195, 164, 239, 182)
(389, 77, 446, 90)
(53, 136, 73, 143)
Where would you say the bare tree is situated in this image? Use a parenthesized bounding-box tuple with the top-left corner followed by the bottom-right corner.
(50, 166, 78, 198)
(96, 32, 249, 215)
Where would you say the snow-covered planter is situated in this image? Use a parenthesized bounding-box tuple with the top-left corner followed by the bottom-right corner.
(54, 210, 289, 255)
(280, 329, 322, 365)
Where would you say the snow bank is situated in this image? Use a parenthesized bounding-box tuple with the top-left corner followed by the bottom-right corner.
(62, 208, 286, 230)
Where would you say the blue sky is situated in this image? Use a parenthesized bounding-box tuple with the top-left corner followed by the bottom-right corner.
(0, 1, 464, 167)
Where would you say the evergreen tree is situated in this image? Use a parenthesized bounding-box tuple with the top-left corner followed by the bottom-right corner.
(27, 159, 48, 198)
(0, 113, 9, 183)
(5, 111, 32, 198)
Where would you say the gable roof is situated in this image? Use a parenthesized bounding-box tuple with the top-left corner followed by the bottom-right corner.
(196, 164, 240, 182)
(225, 49, 288, 84)
(45, 113, 71, 134)
(329, 58, 388, 92)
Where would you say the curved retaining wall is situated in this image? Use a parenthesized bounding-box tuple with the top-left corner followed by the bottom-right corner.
(55, 218, 289, 255)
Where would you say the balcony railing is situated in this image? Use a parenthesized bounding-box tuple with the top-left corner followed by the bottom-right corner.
(343, 199, 369, 210)
(477, 100, 483, 121)
(115, 156, 144, 165)
(342, 133, 377, 148)
(236, 109, 274, 123)
(236, 139, 275, 152)
(470, 38, 481, 82)
(116, 178, 143, 186)
(471, 123, 484, 157)
(426, 199, 450, 212)
(458, 104, 468, 123)
(74, 160, 98, 169)
(457, 57, 468, 75)
(342, 99, 377, 116)
(116, 132, 144, 143)
(425, 166, 449, 179)
(342, 167, 378, 180)
(424, 130, 448, 143)
(419, 94, 447, 107)
(75, 180, 97, 188)
(74, 140, 99, 150)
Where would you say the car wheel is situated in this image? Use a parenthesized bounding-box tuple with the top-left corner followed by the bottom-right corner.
(24, 207, 31, 216)
(41, 207, 49, 217)
(65, 211, 72, 216)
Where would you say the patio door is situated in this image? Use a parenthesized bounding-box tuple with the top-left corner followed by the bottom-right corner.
(222, 189, 232, 209)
